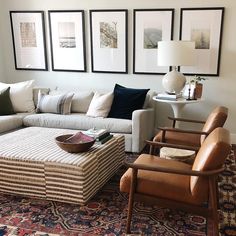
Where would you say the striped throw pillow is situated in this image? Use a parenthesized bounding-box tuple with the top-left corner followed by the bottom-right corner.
(36, 91, 74, 115)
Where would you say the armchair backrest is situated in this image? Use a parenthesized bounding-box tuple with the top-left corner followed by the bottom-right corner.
(200, 106, 228, 144)
(190, 127, 231, 201)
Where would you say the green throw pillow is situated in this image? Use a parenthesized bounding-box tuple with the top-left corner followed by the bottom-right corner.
(0, 87, 15, 115)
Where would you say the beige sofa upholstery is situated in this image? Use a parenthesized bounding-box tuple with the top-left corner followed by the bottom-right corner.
(0, 88, 155, 153)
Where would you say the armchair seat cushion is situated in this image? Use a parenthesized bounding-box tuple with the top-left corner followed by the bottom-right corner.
(120, 154, 207, 205)
(154, 130, 201, 147)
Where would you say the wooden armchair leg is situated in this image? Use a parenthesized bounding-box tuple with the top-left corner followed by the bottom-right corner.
(208, 177, 219, 236)
(126, 169, 137, 234)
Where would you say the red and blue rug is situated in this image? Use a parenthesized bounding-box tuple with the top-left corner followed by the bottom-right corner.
(0, 152, 235, 236)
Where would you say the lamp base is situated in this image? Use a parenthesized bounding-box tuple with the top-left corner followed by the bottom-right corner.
(162, 70, 186, 94)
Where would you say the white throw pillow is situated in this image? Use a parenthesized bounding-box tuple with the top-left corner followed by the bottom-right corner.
(86, 92, 114, 118)
(0, 80, 35, 112)
(36, 91, 74, 115)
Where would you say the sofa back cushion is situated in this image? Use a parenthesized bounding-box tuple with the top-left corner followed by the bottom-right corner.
(50, 90, 94, 113)
(0, 87, 15, 115)
(36, 91, 74, 115)
(108, 84, 149, 120)
(0, 80, 35, 112)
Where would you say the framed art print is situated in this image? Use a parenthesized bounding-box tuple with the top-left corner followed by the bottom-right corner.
(90, 9, 128, 73)
(180, 7, 224, 76)
(133, 9, 174, 74)
(10, 11, 48, 71)
(48, 10, 86, 72)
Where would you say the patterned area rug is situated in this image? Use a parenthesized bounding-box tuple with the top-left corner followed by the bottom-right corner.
(0, 151, 235, 236)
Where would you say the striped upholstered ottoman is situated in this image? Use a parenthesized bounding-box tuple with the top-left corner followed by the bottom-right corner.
(0, 127, 125, 204)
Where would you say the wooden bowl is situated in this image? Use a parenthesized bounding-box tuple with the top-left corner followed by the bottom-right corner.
(55, 134, 95, 153)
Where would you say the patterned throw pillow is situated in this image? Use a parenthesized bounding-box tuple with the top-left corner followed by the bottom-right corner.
(36, 91, 74, 115)
(0, 87, 15, 115)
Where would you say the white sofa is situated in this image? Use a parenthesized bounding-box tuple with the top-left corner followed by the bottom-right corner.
(0, 88, 155, 153)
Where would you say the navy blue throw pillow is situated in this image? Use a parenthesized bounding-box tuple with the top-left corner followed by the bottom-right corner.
(108, 84, 149, 120)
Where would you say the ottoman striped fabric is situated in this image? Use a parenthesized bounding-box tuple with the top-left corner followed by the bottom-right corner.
(0, 127, 125, 204)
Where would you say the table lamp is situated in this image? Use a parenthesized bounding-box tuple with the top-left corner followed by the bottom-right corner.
(158, 41, 195, 94)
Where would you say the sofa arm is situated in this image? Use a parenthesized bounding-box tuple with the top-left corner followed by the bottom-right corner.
(132, 108, 155, 153)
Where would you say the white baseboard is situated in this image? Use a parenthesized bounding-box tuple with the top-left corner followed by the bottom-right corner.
(231, 133, 236, 145)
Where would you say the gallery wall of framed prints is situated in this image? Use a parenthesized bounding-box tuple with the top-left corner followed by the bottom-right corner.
(10, 11, 48, 71)
(48, 10, 86, 72)
(9, 7, 225, 76)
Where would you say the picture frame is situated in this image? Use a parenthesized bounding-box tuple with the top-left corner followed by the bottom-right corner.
(90, 9, 128, 73)
(10, 11, 48, 71)
(179, 7, 224, 76)
(48, 10, 86, 72)
(133, 9, 174, 75)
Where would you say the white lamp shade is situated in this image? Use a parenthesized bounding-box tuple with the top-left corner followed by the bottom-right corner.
(158, 41, 195, 66)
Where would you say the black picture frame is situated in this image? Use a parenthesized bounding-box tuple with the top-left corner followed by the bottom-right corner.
(133, 9, 174, 75)
(179, 7, 224, 76)
(90, 9, 128, 74)
(10, 11, 48, 71)
(48, 10, 86, 72)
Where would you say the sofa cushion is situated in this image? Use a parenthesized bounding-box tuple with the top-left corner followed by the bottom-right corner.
(86, 92, 114, 118)
(50, 90, 94, 113)
(0, 80, 35, 112)
(23, 113, 132, 133)
(36, 92, 74, 115)
(0, 87, 15, 115)
(0, 115, 23, 133)
(108, 84, 149, 120)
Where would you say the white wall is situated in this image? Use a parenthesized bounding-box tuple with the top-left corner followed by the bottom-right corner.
(1, 0, 236, 142)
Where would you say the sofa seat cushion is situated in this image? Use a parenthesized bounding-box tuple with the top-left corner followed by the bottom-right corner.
(0, 115, 24, 133)
(23, 113, 132, 133)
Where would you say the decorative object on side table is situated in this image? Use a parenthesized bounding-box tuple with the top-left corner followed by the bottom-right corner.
(191, 75, 207, 99)
(158, 41, 196, 95)
(184, 75, 207, 100)
(55, 132, 95, 153)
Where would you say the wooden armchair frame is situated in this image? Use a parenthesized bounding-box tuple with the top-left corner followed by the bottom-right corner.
(125, 141, 222, 235)
(168, 116, 205, 128)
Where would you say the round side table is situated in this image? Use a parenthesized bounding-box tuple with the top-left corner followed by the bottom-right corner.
(153, 96, 204, 127)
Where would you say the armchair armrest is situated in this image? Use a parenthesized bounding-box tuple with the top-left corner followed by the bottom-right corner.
(146, 140, 200, 152)
(168, 116, 205, 124)
(159, 127, 208, 135)
(132, 108, 155, 153)
(125, 161, 224, 177)
(168, 116, 205, 128)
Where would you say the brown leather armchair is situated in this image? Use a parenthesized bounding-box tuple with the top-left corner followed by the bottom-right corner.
(120, 127, 231, 235)
(153, 106, 228, 150)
